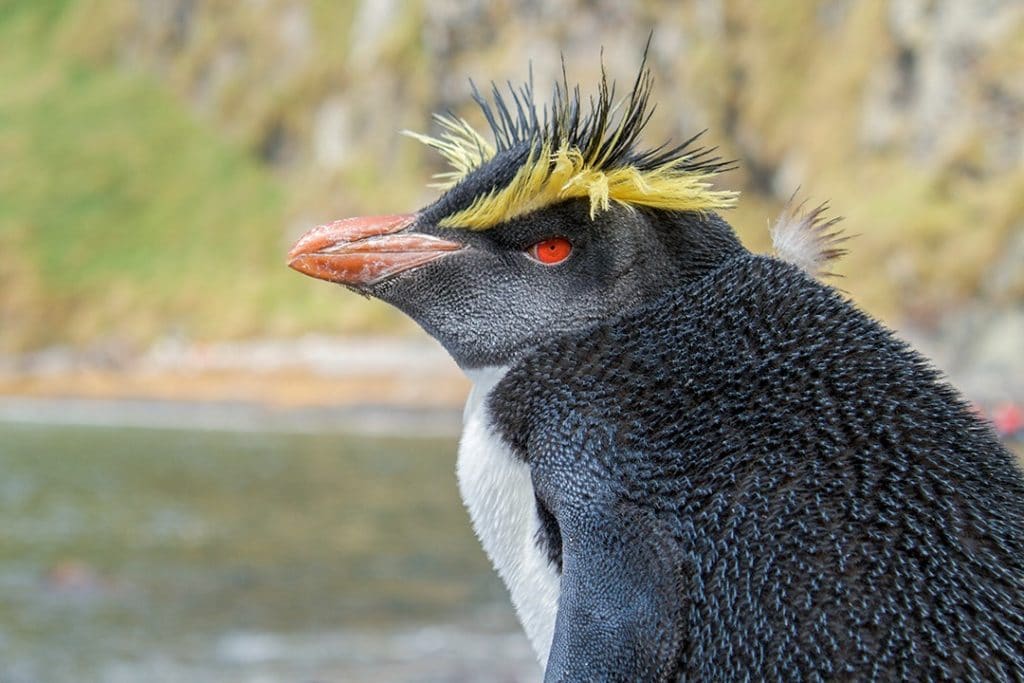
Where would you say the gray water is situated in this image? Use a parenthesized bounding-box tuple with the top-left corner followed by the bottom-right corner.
(0, 422, 538, 682)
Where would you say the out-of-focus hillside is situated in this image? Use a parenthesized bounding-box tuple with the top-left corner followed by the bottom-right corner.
(2, 0, 1022, 354)
(0, 0, 413, 352)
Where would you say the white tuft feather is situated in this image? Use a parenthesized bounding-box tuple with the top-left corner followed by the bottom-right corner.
(770, 194, 849, 278)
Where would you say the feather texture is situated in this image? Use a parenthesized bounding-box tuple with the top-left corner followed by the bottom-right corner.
(771, 195, 849, 278)
(405, 51, 737, 230)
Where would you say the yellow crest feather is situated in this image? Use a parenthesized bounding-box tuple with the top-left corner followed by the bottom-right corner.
(408, 59, 738, 230)
(402, 114, 495, 189)
(436, 141, 737, 229)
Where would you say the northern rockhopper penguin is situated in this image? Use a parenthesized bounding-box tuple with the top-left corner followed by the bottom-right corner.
(287, 59, 1024, 681)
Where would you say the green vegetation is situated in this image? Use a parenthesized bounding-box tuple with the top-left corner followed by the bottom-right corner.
(2, 0, 1021, 351)
(0, 1, 401, 351)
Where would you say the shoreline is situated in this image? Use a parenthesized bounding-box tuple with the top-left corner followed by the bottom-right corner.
(0, 336, 469, 435)
(0, 395, 464, 437)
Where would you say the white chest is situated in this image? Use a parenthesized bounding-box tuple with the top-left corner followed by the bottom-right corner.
(457, 367, 561, 667)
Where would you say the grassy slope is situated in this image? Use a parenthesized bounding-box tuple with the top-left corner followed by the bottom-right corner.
(0, 1, 398, 352)
(1, 0, 1021, 351)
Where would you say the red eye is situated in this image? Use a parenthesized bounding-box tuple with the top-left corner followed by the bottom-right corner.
(528, 237, 573, 265)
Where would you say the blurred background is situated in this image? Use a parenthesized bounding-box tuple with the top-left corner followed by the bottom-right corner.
(1, 1, 1022, 681)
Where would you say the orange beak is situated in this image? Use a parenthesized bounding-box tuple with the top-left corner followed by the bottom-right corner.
(287, 213, 463, 288)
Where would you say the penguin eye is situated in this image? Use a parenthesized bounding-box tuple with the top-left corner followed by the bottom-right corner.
(527, 237, 573, 265)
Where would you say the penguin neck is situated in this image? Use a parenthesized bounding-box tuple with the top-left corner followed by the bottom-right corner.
(457, 341, 539, 376)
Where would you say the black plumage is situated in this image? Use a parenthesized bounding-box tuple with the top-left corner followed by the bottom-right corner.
(490, 253, 1024, 680)
(286, 53, 1024, 681)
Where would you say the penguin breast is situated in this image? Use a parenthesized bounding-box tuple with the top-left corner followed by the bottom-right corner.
(457, 366, 561, 666)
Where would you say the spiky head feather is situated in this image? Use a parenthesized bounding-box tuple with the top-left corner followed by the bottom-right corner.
(405, 60, 738, 230)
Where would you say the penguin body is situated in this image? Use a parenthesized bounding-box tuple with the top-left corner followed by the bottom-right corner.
(489, 252, 1024, 680)
(287, 55, 1024, 680)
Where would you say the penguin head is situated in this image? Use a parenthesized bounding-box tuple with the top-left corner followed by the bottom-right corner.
(289, 62, 743, 370)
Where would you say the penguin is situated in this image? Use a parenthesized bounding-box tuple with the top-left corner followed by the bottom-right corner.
(287, 59, 1024, 681)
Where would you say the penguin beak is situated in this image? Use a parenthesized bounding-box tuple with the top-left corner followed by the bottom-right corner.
(287, 213, 463, 288)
